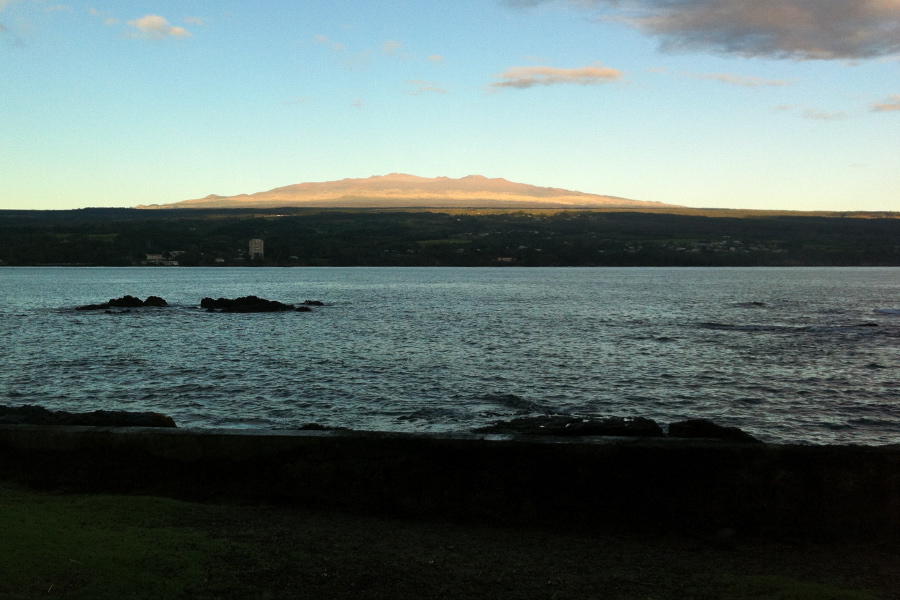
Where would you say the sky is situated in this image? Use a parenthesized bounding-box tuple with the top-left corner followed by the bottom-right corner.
(1, 0, 898, 211)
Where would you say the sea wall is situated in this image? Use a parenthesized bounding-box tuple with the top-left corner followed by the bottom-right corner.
(1, 425, 898, 539)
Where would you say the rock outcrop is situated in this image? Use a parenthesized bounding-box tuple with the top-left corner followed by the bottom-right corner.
(668, 418, 761, 443)
(76, 295, 168, 310)
(473, 415, 665, 437)
(0, 404, 176, 427)
(200, 295, 302, 313)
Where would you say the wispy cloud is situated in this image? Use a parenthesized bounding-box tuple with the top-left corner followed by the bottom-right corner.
(382, 39, 408, 59)
(491, 63, 624, 89)
(681, 71, 792, 87)
(183, 17, 204, 26)
(405, 80, 450, 95)
(0, 22, 7, 32)
(872, 94, 900, 112)
(127, 15, 191, 39)
(428, 54, 443, 62)
(0, 0, 15, 12)
(776, 104, 849, 120)
(45, 5, 72, 13)
(88, 8, 117, 25)
(351, 98, 364, 109)
(507, 0, 900, 60)
(314, 34, 345, 52)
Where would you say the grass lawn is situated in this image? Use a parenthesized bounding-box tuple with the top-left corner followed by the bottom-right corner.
(1, 482, 898, 599)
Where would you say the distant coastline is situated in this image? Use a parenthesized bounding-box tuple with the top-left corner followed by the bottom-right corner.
(1, 206, 898, 267)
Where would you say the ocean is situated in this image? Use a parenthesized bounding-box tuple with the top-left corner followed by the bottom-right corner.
(2, 266, 898, 444)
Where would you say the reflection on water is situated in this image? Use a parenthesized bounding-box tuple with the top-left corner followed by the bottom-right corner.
(1, 266, 899, 444)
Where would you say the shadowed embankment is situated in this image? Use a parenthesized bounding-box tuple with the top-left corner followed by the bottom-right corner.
(0, 424, 897, 541)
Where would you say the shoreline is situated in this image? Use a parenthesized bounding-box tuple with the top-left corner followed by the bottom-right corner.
(2, 425, 898, 541)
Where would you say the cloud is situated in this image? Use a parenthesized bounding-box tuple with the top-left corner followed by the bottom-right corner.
(872, 94, 900, 111)
(351, 99, 364, 109)
(681, 71, 792, 87)
(776, 104, 848, 120)
(314, 34, 345, 51)
(428, 54, 443, 62)
(0, 0, 15, 12)
(491, 63, 623, 88)
(183, 17, 204, 26)
(801, 108, 848, 120)
(381, 40, 408, 60)
(127, 14, 190, 39)
(0, 22, 6, 32)
(405, 80, 450, 95)
(507, 0, 900, 60)
(45, 4, 72, 13)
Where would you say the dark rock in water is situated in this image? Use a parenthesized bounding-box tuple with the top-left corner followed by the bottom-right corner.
(301, 300, 325, 306)
(296, 306, 312, 312)
(107, 295, 145, 308)
(200, 295, 297, 313)
(0, 404, 176, 428)
(75, 295, 168, 310)
(668, 419, 761, 443)
(474, 415, 664, 437)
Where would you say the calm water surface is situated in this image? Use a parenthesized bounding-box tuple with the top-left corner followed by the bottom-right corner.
(2, 267, 898, 444)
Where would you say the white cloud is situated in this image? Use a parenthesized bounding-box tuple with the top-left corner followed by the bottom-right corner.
(681, 71, 792, 87)
(872, 94, 900, 111)
(491, 63, 623, 89)
(127, 14, 190, 39)
(508, 0, 900, 60)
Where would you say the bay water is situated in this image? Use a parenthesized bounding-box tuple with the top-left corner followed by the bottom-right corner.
(2, 267, 898, 444)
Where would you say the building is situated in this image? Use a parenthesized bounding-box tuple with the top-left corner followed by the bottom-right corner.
(249, 239, 264, 259)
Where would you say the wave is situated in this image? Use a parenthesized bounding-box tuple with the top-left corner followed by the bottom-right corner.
(874, 308, 900, 316)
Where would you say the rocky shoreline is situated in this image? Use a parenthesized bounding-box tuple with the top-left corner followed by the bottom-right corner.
(0, 404, 762, 444)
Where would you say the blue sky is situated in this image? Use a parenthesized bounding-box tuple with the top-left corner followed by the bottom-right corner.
(1, 0, 898, 211)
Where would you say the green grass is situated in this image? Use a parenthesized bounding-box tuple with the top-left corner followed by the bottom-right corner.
(0, 483, 891, 600)
(0, 484, 234, 600)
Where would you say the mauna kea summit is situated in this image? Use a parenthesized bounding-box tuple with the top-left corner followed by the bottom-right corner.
(137, 174, 675, 210)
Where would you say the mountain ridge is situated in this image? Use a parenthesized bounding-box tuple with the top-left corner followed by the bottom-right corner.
(136, 174, 676, 209)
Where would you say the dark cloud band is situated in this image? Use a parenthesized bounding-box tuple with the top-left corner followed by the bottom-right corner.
(508, 0, 900, 60)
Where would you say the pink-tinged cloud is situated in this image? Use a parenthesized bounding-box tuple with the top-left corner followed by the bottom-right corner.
(405, 80, 450, 95)
(872, 94, 900, 111)
(682, 71, 792, 87)
(428, 54, 444, 62)
(508, 0, 900, 60)
(492, 64, 623, 89)
(127, 15, 190, 39)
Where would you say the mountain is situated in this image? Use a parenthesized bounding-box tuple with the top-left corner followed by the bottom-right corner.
(136, 174, 675, 209)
